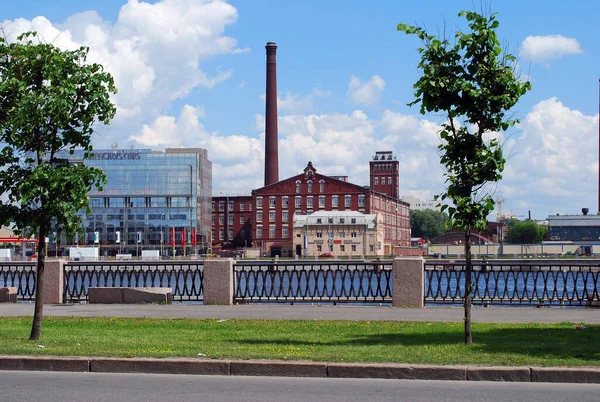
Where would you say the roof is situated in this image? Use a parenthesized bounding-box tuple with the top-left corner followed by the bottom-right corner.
(293, 211, 379, 229)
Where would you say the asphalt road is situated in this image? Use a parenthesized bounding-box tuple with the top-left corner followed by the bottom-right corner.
(2, 371, 600, 402)
(2, 303, 600, 323)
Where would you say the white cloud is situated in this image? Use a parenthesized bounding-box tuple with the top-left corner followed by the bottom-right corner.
(1, 0, 245, 148)
(520, 35, 583, 62)
(259, 88, 331, 114)
(501, 97, 598, 215)
(347, 75, 385, 106)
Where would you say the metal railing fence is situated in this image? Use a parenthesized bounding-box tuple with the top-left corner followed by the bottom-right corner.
(425, 261, 600, 306)
(0, 262, 36, 301)
(234, 260, 393, 304)
(63, 261, 204, 303)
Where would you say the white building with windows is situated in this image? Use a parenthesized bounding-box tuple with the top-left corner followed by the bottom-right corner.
(401, 195, 441, 212)
(292, 211, 384, 258)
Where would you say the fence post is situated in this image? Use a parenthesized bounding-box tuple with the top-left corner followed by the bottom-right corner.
(203, 258, 234, 305)
(392, 256, 424, 307)
(42, 259, 65, 304)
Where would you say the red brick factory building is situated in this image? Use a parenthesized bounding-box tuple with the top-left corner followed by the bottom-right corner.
(211, 42, 411, 256)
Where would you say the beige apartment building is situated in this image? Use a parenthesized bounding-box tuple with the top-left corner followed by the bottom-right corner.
(293, 211, 384, 258)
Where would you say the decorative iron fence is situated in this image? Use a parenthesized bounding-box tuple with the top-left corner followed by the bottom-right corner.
(425, 261, 600, 306)
(234, 260, 393, 304)
(0, 262, 36, 301)
(63, 261, 204, 303)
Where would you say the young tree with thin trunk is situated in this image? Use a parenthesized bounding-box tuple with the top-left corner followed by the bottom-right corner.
(398, 10, 531, 344)
(0, 32, 116, 340)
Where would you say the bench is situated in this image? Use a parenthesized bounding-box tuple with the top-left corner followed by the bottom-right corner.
(0, 287, 17, 303)
(88, 287, 173, 304)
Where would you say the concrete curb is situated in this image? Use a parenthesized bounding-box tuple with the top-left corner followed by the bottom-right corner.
(2, 356, 600, 383)
(0, 356, 600, 384)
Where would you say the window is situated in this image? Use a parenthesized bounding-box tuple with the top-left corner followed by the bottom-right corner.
(282, 226, 289, 238)
(328, 218, 333, 224)
(339, 232, 345, 238)
(228, 229, 234, 240)
(211, 201, 215, 210)
(370, 245, 374, 252)
(358, 195, 365, 207)
(345, 195, 351, 207)
(219, 216, 224, 225)
(256, 211, 263, 222)
(329, 245, 333, 252)
(269, 211, 276, 222)
(351, 232, 357, 238)
(340, 218, 345, 224)
(352, 245, 357, 252)
(317, 245, 322, 252)
(219, 229, 224, 240)
(316, 218, 322, 224)
(388, 177, 392, 185)
(249, 203, 252, 211)
(307, 180, 313, 193)
(228, 215, 234, 225)
(332, 195, 338, 208)
(375, 177, 379, 185)
(282, 196, 288, 208)
(219, 201, 225, 211)
(282, 211, 288, 222)
(295, 196, 302, 208)
(211, 215, 215, 224)
(228, 201, 234, 210)
(269, 196, 276, 208)
(240, 203, 245, 211)
(316, 232, 323, 238)
(319, 196, 325, 208)
(307, 210, 313, 214)
(296, 180, 301, 193)
(307, 196, 313, 208)
(340, 245, 345, 252)
(211, 229, 215, 241)
(256, 197, 263, 208)
(319, 180, 325, 193)
(295, 211, 302, 216)
(351, 218, 356, 224)
(256, 226, 263, 238)
(240, 216, 246, 225)
(269, 225, 276, 238)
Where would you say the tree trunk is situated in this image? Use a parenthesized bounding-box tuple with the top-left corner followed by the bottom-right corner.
(30, 227, 47, 341)
(464, 227, 473, 345)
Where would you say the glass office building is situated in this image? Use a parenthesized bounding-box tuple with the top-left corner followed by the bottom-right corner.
(57, 148, 212, 257)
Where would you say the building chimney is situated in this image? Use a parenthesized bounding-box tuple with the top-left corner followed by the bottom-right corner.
(582, 207, 589, 216)
(264, 42, 279, 186)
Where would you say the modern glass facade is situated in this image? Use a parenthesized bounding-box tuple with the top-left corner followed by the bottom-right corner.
(57, 148, 212, 257)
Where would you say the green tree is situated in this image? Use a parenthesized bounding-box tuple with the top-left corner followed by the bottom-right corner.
(410, 209, 448, 241)
(0, 32, 116, 340)
(398, 10, 531, 344)
(507, 219, 547, 243)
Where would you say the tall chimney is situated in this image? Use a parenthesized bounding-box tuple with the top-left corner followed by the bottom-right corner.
(264, 42, 279, 186)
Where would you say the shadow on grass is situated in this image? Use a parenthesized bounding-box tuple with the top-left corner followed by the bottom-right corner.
(239, 326, 600, 362)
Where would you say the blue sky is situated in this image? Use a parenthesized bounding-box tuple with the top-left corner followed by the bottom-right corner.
(2, 0, 599, 220)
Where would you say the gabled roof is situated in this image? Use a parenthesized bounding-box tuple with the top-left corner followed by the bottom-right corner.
(254, 162, 370, 194)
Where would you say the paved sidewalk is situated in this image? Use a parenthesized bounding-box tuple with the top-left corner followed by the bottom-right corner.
(2, 303, 600, 384)
(1, 303, 600, 323)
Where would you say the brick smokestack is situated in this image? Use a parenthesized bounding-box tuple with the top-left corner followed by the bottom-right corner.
(264, 42, 279, 186)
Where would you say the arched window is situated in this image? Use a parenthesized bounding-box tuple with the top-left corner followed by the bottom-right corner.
(319, 180, 325, 193)
(307, 180, 313, 193)
(296, 180, 301, 193)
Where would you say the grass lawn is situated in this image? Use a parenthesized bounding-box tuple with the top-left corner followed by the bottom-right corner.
(1, 317, 599, 367)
